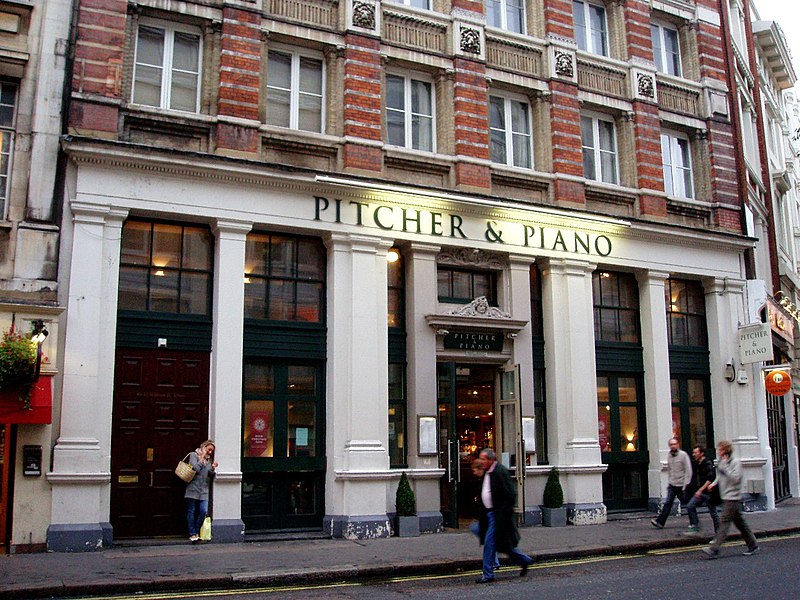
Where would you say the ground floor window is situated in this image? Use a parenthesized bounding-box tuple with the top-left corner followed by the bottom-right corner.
(242, 359, 325, 531)
(389, 362, 407, 468)
(670, 376, 712, 451)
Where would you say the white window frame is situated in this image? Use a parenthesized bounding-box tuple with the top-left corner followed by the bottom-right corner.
(0, 81, 17, 220)
(132, 18, 202, 113)
(573, 0, 608, 57)
(581, 113, 618, 184)
(660, 130, 694, 199)
(385, 72, 436, 152)
(265, 45, 326, 133)
(486, 0, 526, 34)
(388, 0, 430, 9)
(651, 22, 682, 77)
(489, 92, 533, 169)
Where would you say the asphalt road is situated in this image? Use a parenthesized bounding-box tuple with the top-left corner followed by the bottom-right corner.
(67, 534, 800, 600)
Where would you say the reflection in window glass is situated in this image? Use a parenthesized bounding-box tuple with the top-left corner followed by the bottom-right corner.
(288, 400, 315, 457)
(287, 478, 315, 514)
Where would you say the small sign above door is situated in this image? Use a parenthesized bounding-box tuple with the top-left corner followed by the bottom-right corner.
(443, 331, 504, 352)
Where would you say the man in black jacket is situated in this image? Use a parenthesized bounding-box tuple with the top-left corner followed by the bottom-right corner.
(475, 448, 533, 583)
(683, 445, 720, 535)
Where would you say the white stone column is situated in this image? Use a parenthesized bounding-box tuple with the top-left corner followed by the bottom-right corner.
(636, 270, 673, 506)
(47, 202, 128, 551)
(404, 243, 442, 531)
(540, 257, 606, 524)
(324, 233, 393, 538)
(208, 219, 252, 541)
(704, 277, 770, 509)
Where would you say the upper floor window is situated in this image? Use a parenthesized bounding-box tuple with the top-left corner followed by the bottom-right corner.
(486, 0, 525, 34)
(266, 48, 324, 133)
(651, 23, 681, 77)
(574, 0, 608, 56)
(489, 94, 532, 169)
(665, 278, 707, 347)
(119, 220, 213, 315)
(389, 0, 430, 8)
(0, 82, 17, 219)
(661, 131, 693, 199)
(592, 271, 640, 344)
(244, 233, 325, 323)
(581, 114, 618, 184)
(133, 20, 201, 112)
(386, 74, 434, 152)
(438, 267, 497, 305)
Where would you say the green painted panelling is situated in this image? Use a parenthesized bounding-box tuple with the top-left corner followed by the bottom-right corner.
(116, 312, 212, 351)
(533, 338, 545, 370)
(595, 342, 644, 372)
(389, 329, 407, 362)
(244, 320, 326, 359)
(668, 346, 710, 375)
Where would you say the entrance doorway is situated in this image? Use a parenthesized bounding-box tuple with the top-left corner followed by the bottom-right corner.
(437, 363, 503, 528)
(110, 348, 210, 539)
(767, 391, 790, 502)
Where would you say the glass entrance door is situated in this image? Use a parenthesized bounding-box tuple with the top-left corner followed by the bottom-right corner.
(437, 363, 496, 528)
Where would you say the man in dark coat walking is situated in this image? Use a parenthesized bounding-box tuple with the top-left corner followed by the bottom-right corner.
(475, 448, 533, 583)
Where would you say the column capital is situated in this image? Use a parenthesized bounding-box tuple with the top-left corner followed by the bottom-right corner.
(213, 218, 253, 238)
(703, 277, 746, 295)
(539, 256, 597, 277)
(326, 231, 393, 253)
(406, 241, 442, 257)
(70, 201, 129, 225)
(635, 269, 670, 285)
(508, 252, 537, 268)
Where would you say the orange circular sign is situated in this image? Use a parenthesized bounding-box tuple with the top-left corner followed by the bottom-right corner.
(765, 370, 792, 396)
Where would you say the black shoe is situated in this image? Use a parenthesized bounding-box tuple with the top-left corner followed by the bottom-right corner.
(701, 547, 718, 559)
(476, 576, 495, 584)
(650, 519, 664, 529)
(742, 546, 759, 556)
(520, 563, 530, 577)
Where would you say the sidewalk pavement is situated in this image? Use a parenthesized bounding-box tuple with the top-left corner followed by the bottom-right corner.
(2, 500, 799, 599)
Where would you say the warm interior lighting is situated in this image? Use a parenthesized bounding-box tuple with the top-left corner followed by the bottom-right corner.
(387, 248, 400, 263)
(244, 277, 251, 284)
(600, 272, 611, 278)
(154, 270, 165, 277)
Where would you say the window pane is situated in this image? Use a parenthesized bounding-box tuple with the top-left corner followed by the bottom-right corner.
(487, 0, 502, 28)
(152, 224, 182, 269)
(651, 25, 663, 71)
(288, 365, 316, 395)
(172, 32, 199, 71)
(133, 65, 163, 107)
(664, 28, 680, 75)
(267, 52, 292, 89)
(288, 400, 316, 457)
(388, 288, 403, 327)
(246, 234, 270, 276)
(286, 477, 315, 513)
(412, 114, 433, 151)
(297, 239, 325, 280)
(170, 70, 198, 112)
(619, 406, 639, 451)
(491, 129, 508, 164)
(182, 227, 212, 270)
(386, 75, 404, 110)
(298, 94, 322, 132)
(121, 221, 151, 266)
(0, 83, 17, 107)
(270, 236, 296, 278)
(149, 269, 179, 312)
(574, 1, 587, 51)
(137, 26, 165, 66)
(452, 271, 471, 299)
(268, 280, 295, 320)
(687, 315, 706, 346)
(118, 266, 148, 310)
(507, 0, 524, 33)
(244, 279, 267, 319)
(489, 96, 505, 130)
(389, 402, 406, 466)
(598, 120, 615, 152)
(437, 270, 451, 298)
(244, 400, 274, 458)
(597, 375, 610, 452)
(299, 57, 323, 95)
(387, 109, 405, 147)
(513, 132, 531, 168)
(583, 147, 596, 179)
(688, 406, 708, 447)
(266, 88, 291, 128)
(589, 5, 607, 55)
(296, 281, 322, 323)
(474, 272, 492, 298)
(180, 272, 209, 315)
(619, 310, 639, 343)
(687, 379, 706, 404)
(244, 362, 275, 394)
(411, 80, 432, 116)
(618, 378, 637, 402)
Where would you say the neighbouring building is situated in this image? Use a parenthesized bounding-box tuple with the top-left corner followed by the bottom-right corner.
(22, 0, 799, 551)
(0, 0, 71, 553)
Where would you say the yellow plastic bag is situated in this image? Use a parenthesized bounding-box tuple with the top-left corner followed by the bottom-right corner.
(199, 517, 212, 541)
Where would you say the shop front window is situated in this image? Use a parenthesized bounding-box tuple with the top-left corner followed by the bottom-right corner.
(438, 267, 497, 304)
(593, 271, 640, 343)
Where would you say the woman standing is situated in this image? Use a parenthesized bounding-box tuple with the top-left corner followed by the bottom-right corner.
(185, 440, 217, 543)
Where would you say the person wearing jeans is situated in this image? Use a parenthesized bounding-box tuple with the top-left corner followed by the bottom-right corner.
(683, 445, 720, 535)
(651, 437, 693, 529)
(184, 440, 217, 543)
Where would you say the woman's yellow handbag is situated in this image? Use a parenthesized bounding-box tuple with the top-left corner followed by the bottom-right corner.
(199, 517, 212, 541)
(175, 454, 195, 483)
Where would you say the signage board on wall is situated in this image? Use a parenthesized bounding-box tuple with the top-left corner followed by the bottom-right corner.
(738, 322, 773, 365)
(443, 331, 504, 352)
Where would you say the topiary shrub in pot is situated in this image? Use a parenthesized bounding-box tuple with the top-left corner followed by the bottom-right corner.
(395, 471, 420, 537)
(541, 467, 567, 527)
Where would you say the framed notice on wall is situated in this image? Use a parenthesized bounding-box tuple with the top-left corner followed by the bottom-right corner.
(418, 416, 437, 456)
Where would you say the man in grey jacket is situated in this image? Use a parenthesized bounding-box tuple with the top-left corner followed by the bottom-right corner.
(702, 440, 758, 558)
(651, 437, 692, 529)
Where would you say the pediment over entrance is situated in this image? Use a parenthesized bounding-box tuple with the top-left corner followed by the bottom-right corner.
(426, 296, 528, 335)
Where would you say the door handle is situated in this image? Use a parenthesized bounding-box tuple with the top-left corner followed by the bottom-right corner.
(149, 472, 153, 488)
(447, 441, 453, 483)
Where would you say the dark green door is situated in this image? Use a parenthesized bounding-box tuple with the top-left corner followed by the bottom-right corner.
(437, 362, 459, 529)
(597, 374, 648, 511)
(241, 360, 325, 531)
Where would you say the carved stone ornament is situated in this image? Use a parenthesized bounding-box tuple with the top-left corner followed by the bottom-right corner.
(554, 50, 574, 78)
(447, 296, 512, 319)
(437, 248, 508, 269)
(637, 73, 655, 99)
(352, 0, 376, 30)
(460, 27, 481, 55)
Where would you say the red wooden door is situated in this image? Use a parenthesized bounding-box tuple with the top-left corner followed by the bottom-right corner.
(111, 349, 210, 538)
(0, 425, 10, 551)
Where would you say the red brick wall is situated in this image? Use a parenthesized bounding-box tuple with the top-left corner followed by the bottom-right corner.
(624, 0, 653, 62)
(342, 34, 382, 172)
(550, 81, 585, 204)
(218, 7, 261, 121)
(543, 0, 575, 38)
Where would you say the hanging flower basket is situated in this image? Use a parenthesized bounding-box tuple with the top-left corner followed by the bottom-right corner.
(0, 327, 37, 409)
(0, 373, 53, 424)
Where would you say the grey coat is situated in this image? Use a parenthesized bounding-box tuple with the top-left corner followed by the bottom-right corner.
(184, 452, 215, 500)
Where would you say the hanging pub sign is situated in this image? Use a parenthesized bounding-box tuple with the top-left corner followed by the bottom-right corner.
(764, 369, 792, 396)
(738, 322, 773, 365)
(766, 298, 795, 344)
(443, 331, 504, 352)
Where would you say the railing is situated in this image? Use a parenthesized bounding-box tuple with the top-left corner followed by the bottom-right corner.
(485, 35, 543, 78)
(265, 0, 338, 28)
(382, 9, 448, 54)
(657, 76, 702, 116)
(577, 58, 627, 97)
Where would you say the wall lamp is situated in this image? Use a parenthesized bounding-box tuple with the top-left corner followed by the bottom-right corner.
(724, 359, 736, 382)
(31, 319, 49, 380)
